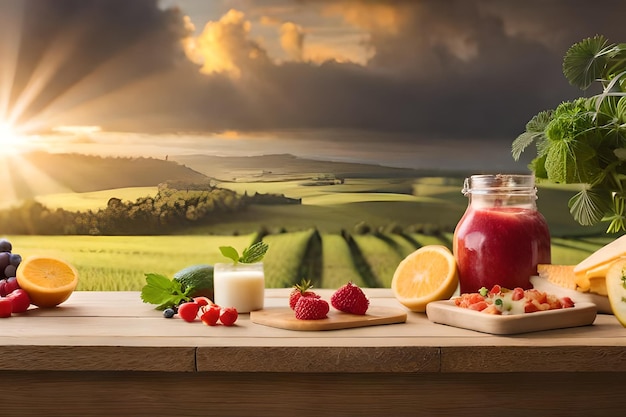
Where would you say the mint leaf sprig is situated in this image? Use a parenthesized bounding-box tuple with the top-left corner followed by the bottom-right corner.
(220, 241, 269, 265)
(140, 273, 192, 310)
(512, 34, 626, 233)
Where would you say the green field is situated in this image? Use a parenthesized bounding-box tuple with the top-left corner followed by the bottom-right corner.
(6, 232, 602, 291)
(9, 234, 256, 291)
(35, 187, 158, 212)
(5, 174, 615, 291)
(30, 177, 607, 237)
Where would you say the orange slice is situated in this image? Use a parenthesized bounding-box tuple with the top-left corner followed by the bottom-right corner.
(16, 256, 79, 308)
(391, 245, 458, 312)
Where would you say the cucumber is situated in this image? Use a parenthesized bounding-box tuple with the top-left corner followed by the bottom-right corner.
(173, 264, 214, 299)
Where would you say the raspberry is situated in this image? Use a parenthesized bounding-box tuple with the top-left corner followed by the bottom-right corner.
(331, 282, 369, 315)
(294, 297, 329, 320)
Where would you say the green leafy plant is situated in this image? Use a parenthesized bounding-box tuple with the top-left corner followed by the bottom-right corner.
(140, 273, 192, 310)
(513, 35, 626, 233)
(220, 241, 269, 265)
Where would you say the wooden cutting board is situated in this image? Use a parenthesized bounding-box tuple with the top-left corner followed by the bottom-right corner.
(250, 306, 407, 331)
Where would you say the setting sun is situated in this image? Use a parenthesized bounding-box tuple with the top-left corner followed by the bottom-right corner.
(0, 121, 21, 150)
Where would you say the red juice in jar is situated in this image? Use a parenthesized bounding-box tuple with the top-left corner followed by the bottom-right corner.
(453, 174, 551, 294)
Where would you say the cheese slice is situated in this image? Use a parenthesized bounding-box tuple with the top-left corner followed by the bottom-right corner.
(575, 258, 622, 294)
(585, 260, 615, 279)
(582, 260, 615, 295)
(588, 276, 608, 296)
(574, 234, 626, 274)
(537, 263, 609, 295)
(574, 271, 591, 292)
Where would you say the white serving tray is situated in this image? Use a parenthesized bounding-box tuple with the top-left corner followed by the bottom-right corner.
(426, 300, 597, 335)
(530, 276, 612, 314)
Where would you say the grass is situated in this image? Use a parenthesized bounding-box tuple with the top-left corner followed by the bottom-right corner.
(4, 175, 614, 292)
(9, 234, 256, 291)
(320, 234, 364, 288)
(25, 176, 606, 237)
(35, 187, 158, 212)
(6, 231, 606, 291)
(352, 235, 404, 287)
(262, 229, 317, 287)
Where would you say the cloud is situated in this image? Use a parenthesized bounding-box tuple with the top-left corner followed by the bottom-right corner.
(188, 8, 271, 78)
(4, 0, 626, 149)
(280, 22, 305, 61)
(322, 1, 402, 35)
(0, 0, 193, 129)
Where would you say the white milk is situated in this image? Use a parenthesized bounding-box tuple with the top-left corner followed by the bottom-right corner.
(213, 262, 265, 313)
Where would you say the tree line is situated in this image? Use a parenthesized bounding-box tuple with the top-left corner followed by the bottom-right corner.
(0, 182, 298, 235)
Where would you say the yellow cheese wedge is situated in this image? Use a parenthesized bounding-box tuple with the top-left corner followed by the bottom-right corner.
(582, 261, 616, 296)
(588, 275, 608, 296)
(574, 234, 626, 275)
(585, 260, 615, 279)
(574, 272, 591, 292)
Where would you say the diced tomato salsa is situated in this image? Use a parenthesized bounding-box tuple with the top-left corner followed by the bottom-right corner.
(454, 285, 575, 315)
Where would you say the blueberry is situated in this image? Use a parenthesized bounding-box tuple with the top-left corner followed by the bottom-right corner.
(163, 308, 176, 318)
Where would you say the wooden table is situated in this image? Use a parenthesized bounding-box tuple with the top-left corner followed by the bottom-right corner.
(1, 289, 625, 417)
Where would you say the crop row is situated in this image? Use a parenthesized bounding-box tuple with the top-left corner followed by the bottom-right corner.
(260, 229, 450, 289)
(260, 231, 600, 289)
(8, 232, 602, 291)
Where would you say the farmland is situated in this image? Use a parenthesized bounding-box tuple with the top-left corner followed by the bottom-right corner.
(6, 230, 612, 291)
(3, 153, 618, 291)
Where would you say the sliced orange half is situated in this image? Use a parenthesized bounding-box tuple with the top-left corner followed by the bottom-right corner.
(391, 245, 458, 312)
(16, 256, 79, 308)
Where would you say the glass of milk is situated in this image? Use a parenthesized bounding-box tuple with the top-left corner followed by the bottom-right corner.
(213, 262, 265, 313)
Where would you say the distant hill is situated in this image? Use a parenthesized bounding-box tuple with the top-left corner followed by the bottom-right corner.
(6, 151, 467, 204)
(9, 152, 208, 199)
(171, 153, 465, 181)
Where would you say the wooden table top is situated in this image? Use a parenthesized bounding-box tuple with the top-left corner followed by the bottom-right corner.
(2, 288, 625, 374)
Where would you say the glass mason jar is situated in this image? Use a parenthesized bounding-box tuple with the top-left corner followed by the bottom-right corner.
(213, 262, 265, 313)
(453, 174, 551, 294)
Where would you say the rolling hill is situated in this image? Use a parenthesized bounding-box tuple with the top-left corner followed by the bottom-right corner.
(170, 153, 469, 181)
(10, 151, 467, 202)
(7, 152, 208, 201)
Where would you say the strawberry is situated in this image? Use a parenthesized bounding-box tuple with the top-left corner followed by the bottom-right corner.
(178, 301, 200, 322)
(289, 279, 320, 310)
(200, 304, 221, 326)
(331, 282, 369, 315)
(219, 307, 238, 326)
(294, 296, 329, 320)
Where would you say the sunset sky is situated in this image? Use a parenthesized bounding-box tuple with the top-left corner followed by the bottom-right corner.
(1, 0, 626, 171)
